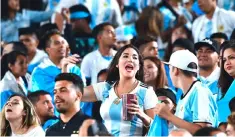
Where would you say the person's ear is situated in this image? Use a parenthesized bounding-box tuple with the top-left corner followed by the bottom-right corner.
(8, 63, 13, 70)
(76, 91, 82, 100)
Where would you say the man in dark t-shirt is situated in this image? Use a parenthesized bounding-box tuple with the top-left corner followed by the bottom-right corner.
(46, 73, 90, 136)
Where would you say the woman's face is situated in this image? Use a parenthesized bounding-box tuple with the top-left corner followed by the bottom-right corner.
(144, 59, 158, 83)
(117, 48, 140, 78)
(5, 96, 25, 121)
(223, 48, 235, 78)
(9, 55, 28, 77)
(8, 0, 20, 11)
(226, 124, 235, 136)
(171, 27, 188, 43)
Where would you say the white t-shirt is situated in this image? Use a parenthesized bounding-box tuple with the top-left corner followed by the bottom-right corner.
(192, 7, 235, 42)
(92, 81, 158, 136)
(11, 126, 45, 137)
(81, 50, 116, 84)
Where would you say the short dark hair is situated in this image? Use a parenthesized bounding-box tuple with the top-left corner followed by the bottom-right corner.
(39, 29, 61, 51)
(229, 97, 235, 112)
(1, 51, 27, 80)
(3, 41, 28, 55)
(69, 4, 91, 23)
(131, 35, 157, 50)
(27, 90, 50, 105)
(97, 69, 108, 79)
(92, 22, 113, 39)
(55, 73, 84, 94)
(210, 32, 228, 40)
(193, 127, 221, 136)
(176, 62, 198, 78)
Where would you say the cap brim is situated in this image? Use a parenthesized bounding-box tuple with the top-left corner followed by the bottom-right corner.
(194, 42, 216, 52)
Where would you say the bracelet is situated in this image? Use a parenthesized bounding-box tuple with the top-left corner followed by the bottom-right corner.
(144, 119, 152, 128)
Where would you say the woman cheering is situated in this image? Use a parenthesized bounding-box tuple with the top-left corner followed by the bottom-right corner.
(81, 44, 158, 136)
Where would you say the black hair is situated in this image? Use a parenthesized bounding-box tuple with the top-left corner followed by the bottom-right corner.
(229, 97, 235, 112)
(231, 29, 235, 40)
(27, 90, 50, 105)
(38, 29, 61, 51)
(18, 27, 39, 39)
(181, 62, 198, 78)
(131, 35, 157, 51)
(193, 127, 221, 136)
(55, 73, 84, 94)
(172, 38, 196, 55)
(218, 40, 235, 98)
(3, 41, 28, 55)
(97, 69, 108, 79)
(210, 32, 228, 40)
(92, 22, 113, 39)
(106, 44, 144, 84)
(1, 0, 22, 20)
(69, 4, 91, 23)
(1, 51, 27, 80)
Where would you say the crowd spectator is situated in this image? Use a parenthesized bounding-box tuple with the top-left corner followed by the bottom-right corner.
(218, 40, 235, 123)
(210, 32, 228, 45)
(143, 56, 167, 91)
(46, 73, 106, 136)
(132, 35, 158, 58)
(1, 0, 54, 42)
(195, 38, 220, 100)
(63, 4, 96, 58)
(81, 22, 116, 85)
(81, 45, 158, 136)
(192, 0, 235, 42)
(18, 27, 48, 74)
(155, 50, 217, 134)
(27, 90, 58, 130)
(0, 94, 45, 137)
(0, 51, 30, 109)
(226, 112, 235, 136)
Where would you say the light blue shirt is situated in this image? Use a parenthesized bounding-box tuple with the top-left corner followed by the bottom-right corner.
(1, 9, 53, 42)
(31, 58, 92, 116)
(217, 79, 235, 123)
(175, 81, 217, 127)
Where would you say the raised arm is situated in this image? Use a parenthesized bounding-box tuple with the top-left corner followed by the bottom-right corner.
(82, 85, 98, 102)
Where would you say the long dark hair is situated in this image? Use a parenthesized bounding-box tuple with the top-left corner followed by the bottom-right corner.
(1, 51, 27, 80)
(1, 0, 22, 20)
(143, 57, 167, 89)
(218, 40, 235, 98)
(106, 44, 144, 84)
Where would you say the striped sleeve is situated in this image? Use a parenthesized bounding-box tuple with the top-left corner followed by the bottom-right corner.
(144, 87, 158, 110)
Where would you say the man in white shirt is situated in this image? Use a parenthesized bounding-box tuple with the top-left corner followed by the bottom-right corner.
(81, 22, 116, 85)
(192, 0, 235, 42)
(195, 38, 220, 100)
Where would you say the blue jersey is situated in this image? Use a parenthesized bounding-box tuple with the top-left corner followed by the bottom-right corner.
(175, 81, 217, 127)
(92, 81, 158, 136)
(31, 58, 92, 116)
(217, 80, 235, 123)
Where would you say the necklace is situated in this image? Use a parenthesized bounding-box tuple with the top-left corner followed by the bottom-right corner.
(113, 80, 138, 105)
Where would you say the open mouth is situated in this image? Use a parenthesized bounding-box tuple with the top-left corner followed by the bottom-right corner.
(55, 98, 64, 104)
(125, 64, 134, 72)
(6, 109, 12, 112)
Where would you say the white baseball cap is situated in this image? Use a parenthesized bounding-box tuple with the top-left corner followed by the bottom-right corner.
(168, 50, 198, 73)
